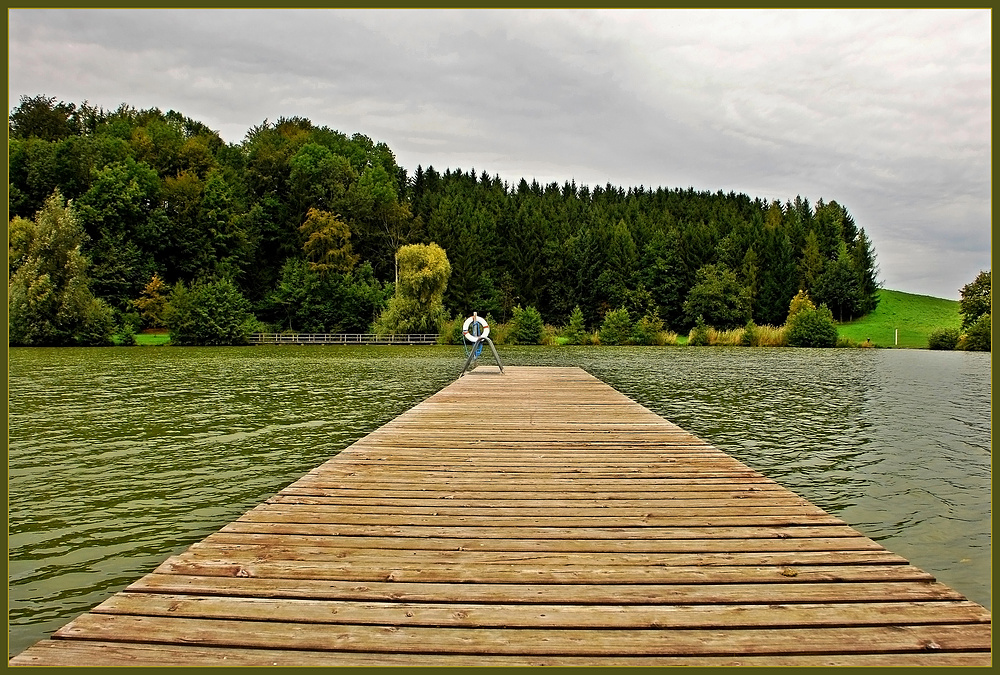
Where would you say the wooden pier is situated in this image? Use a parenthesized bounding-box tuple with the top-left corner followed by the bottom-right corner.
(9, 367, 990, 666)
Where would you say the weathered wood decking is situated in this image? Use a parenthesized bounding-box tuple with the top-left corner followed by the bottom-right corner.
(10, 366, 990, 666)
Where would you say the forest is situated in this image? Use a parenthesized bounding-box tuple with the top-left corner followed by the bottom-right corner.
(8, 94, 881, 345)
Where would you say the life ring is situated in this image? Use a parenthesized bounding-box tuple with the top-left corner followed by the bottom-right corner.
(462, 314, 490, 342)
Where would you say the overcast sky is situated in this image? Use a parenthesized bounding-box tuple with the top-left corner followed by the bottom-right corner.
(8, 8, 991, 299)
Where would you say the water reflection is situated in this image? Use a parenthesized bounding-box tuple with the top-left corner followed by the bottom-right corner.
(7, 345, 990, 658)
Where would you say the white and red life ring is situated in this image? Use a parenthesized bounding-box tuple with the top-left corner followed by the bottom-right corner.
(462, 314, 490, 342)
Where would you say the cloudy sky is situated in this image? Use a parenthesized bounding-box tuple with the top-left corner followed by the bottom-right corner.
(8, 8, 991, 299)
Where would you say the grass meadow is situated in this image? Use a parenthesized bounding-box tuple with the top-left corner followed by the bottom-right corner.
(837, 289, 961, 348)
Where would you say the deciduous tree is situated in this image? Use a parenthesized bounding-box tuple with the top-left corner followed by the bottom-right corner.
(682, 263, 751, 330)
(8, 191, 114, 345)
(959, 270, 991, 330)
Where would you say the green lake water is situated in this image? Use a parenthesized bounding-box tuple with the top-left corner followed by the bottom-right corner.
(7, 345, 991, 657)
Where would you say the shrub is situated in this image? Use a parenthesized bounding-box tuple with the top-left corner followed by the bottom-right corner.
(599, 307, 633, 345)
(927, 327, 961, 350)
(509, 305, 544, 345)
(439, 315, 465, 345)
(959, 313, 990, 352)
(563, 305, 588, 345)
(633, 314, 666, 346)
(741, 319, 758, 347)
(113, 310, 141, 346)
(688, 315, 710, 346)
(786, 304, 838, 347)
(164, 278, 257, 346)
(786, 289, 815, 321)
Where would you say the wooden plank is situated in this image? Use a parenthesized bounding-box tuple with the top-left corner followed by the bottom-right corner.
(9, 366, 990, 667)
(50, 614, 992, 656)
(127, 574, 971, 604)
(178, 542, 910, 566)
(92, 593, 992, 628)
(9, 641, 991, 667)
(200, 532, 888, 553)
(215, 520, 883, 540)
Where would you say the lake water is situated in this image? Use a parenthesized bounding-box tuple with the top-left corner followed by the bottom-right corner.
(7, 345, 991, 657)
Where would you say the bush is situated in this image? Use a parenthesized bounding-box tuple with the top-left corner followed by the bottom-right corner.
(439, 315, 465, 345)
(633, 314, 665, 346)
(786, 304, 838, 347)
(741, 319, 758, 347)
(75, 298, 116, 347)
(927, 327, 961, 350)
(509, 305, 544, 345)
(688, 315, 710, 346)
(164, 278, 257, 346)
(599, 307, 632, 345)
(959, 313, 990, 351)
(113, 309, 141, 346)
(786, 290, 815, 321)
(563, 305, 588, 345)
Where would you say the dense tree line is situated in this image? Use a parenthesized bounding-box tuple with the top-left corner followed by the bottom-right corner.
(9, 95, 881, 345)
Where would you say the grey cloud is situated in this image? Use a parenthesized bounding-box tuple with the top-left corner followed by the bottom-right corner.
(7, 8, 990, 298)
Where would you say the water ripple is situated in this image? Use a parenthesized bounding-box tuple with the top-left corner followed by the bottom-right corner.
(8, 345, 990, 658)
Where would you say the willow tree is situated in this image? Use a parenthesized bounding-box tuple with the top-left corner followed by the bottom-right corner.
(373, 243, 451, 335)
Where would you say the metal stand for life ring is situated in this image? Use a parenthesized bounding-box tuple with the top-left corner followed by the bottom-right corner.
(459, 312, 504, 377)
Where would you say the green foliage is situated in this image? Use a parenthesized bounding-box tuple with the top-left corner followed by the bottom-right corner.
(741, 319, 758, 347)
(164, 277, 257, 345)
(9, 94, 87, 141)
(959, 313, 990, 352)
(687, 315, 710, 346)
(509, 305, 544, 345)
(373, 243, 451, 335)
(786, 304, 838, 347)
(563, 305, 588, 345)
(633, 314, 666, 346)
(114, 310, 140, 346)
(299, 208, 359, 277)
(786, 289, 815, 321)
(8, 191, 115, 346)
(132, 273, 169, 329)
(265, 259, 389, 333)
(813, 245, 861, 322)
(599, 307, 633, 345)
(440, 315, 466, 345)
(8, 95, 886, 344)
(682, 264, 751, 330)
(959, 271, 991, 330)
(927, 327, 960, 350)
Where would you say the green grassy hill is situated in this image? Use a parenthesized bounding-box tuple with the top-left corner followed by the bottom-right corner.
(837, 289, 961, 348)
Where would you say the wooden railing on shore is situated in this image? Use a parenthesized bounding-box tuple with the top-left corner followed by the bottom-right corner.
(248, 333, 440, 346)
